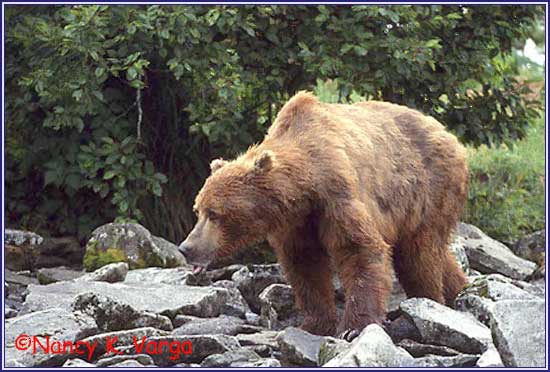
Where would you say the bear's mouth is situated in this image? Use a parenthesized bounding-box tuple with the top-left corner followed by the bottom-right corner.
(192, 265, 205, 275)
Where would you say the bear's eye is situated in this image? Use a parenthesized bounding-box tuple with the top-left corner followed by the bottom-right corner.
(207, 209, 220, 221)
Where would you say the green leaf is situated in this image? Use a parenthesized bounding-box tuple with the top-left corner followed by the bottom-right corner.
(103, 171, 116, 180)
(152, 183, 162, 197)
(127, 67, 137, 80)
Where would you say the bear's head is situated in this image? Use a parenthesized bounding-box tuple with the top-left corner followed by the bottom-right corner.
(178, 150, 279, 274)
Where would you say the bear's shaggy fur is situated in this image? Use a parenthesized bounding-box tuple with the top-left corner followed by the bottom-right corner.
(179, 92, 468, 337)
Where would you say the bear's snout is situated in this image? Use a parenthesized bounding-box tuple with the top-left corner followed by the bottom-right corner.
(178, 241, 191, 257)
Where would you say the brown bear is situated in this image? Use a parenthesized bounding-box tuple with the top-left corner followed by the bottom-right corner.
(179, 91, 468, 339)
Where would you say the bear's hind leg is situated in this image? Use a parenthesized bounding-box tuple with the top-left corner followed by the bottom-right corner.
(270, 221, 338, 336)
(394, 224, 466, 305)
(442, 249, 468, 306)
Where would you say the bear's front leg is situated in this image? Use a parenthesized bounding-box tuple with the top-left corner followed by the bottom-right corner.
(269, 221, 338, 336)
(320, 200, 393, 341)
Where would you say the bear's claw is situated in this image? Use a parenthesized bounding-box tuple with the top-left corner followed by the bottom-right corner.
(338, 328, 360, 342)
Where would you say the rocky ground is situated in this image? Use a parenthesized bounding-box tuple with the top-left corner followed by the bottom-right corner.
(4, 222, 546, 367)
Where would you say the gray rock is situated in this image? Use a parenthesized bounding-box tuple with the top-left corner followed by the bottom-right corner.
(232, 264, 286, 313)
(172, 315, 244, 336)
(5, 228, 43, 246)
(80, 327, 169, 360)
(512, 229, 545, 263)
(124, 267, 193, 285)
(5, 306, 18, 318)
(109, 360, 148, 367)
(449, 235, 470, 273)
(385, 315, 422, 343)
(79, 262, 128, 283)
(277, 327, 326, 366)
(201, 349, 260, 367)
(173, 315, 196, 328)
(211, 280, 251, 317)
(411, 354, 479, 367)
(22, 281, 230, 318)
(476, 344, 504, 367)
(236, 330, 280, 349)
(317, 337, 350, 366)
(456, 274, 542, 325)
(83, 223, 185, 271)
(72, 292, 173, 332)
(125, 334, 239, 366)
(96, 354, 154, 367)
(397, 339, 460, 357)
(323, 324, 414, 367)
(490, 300, 545, 367)
(37, 266, 84, 284)
(244, 311, 262, 326)
(259, 284, 301, 330)
(234, 358, 282, 367)
(5, 268, 38, 287)
(5, 308, 98, 367)
(5, 230, 43, 271)
(400, 298, 491, 354)
(207, 264, 245, 282)
(456, 223, 536, 280)
(62, 359, 96, 367)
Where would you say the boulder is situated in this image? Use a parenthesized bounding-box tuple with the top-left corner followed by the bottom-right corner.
(207, 264, 245, 282)
(489, 300, 545, 367)
(411, 354, 479, 367)
(79, 327, 168, 360)
(456, 223, 536, 280)
(456, 274, 542, 325)
(5, 229, 43, 271)
(172, 315, 245, 336)
(476, 344, 504, 367)
(125, 334, 240, 366)
(210, 280, 251, 318)
(317, 337, 350, 366)
(512, 229, 545, 263)
(231, 264, 287, 313)
(201, 349, 260, 367)
(449, 235, 470, 273)
(83, 223, 185, 271)
(72, 292, 173, 332)
(79, 262, 128, 283)
(124, 267, 193, 285)
(62, 359, 96, 367)
(323, 324, 414, 367)
(110, 360, 149, 367)
(396, 339, 460, 357)
(37, 266, 84, 284)
(234, 358, 282, 367)
(22, 281, 230, 319)
(399, 298, 491, 354)
(5, 308, 98, 367)
(385, 315, 422, 343)
(236, 330, 280, 350)
(95, 354, 154, 367)
(277, 327, 327, 366)
(259, 283, 301, 329)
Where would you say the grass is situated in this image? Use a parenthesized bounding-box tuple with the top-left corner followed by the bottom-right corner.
(464, 115, 545, 244)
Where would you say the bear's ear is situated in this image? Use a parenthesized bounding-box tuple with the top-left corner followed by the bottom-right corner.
(253, 151, 274, 174)
(210, 158, 227, 174)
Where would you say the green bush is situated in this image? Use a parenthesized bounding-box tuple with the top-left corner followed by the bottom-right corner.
(464, 117, 545, 244)
(5, 5, 543, 242)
